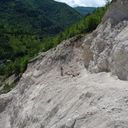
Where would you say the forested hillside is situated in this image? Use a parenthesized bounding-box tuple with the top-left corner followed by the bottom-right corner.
(0, 23, 43, 77)
(74, 6, 97, 15)
(0, 0, 82, 35)
(0, 24, 43, 61)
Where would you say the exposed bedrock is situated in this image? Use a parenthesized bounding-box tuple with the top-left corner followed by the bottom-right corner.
(83, 0, 128, 80)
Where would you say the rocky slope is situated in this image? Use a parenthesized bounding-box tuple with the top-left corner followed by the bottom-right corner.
(0, 0, 128, 128)
(83, 0, 128, 80)
(1, 35, 128, 128)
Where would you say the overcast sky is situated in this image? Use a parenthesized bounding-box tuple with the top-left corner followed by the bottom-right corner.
(54, 0, 107, 7)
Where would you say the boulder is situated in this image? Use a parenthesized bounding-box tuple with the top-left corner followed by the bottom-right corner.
(83, 0, 128, 80)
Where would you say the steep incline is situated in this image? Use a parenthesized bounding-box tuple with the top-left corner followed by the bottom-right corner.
(0, 35, 128, 128)
(83, 0, 128, 80)
(1, 0, 128, 128)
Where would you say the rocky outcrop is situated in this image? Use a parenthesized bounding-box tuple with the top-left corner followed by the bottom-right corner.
(1, 35, 128, 128)
(83, 0, 128, 80)
(0, 36, 86, 128)
(1, 1, 128, 128)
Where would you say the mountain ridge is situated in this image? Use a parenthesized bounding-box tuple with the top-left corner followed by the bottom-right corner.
(0, 0, 82, 35)
(74, 6, 97, 15)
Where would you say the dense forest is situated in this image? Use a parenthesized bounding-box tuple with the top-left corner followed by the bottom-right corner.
(0, 24, 43, 76)
(74, 7, 97, 15)
(0, 1, 110, 93)
(0, 0, 82, 35)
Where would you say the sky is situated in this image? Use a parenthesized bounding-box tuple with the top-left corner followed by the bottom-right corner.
(54, 0, 107, 7)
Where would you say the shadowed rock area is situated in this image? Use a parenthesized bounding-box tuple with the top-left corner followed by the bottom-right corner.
(83, 0, 128, 80)
(0, 0, 128, 128)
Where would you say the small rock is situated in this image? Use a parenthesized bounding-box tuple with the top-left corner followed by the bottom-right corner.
(65, 119, 76, 128)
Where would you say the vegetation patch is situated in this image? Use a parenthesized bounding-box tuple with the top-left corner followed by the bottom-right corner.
(0, 83, 17, 94)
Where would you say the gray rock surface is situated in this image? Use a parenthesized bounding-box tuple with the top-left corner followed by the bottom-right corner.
(1, 0, 128, 128)
(83, 0, 128, 80)
(0, 34, 128, 128)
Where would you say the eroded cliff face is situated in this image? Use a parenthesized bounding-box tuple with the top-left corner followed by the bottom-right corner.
(1, 35, 128, 128)
(1, 0, 128, 128)
(83, 0, 128, 80)
(0, 36, 86, 128)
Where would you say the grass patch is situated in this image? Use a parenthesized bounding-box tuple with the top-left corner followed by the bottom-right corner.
(0, 83, 17, 94)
